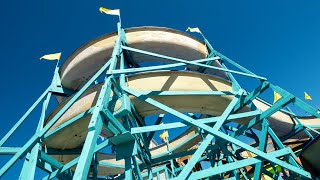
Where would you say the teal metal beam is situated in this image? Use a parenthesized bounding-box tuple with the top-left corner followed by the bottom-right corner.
(20, 92, 52, 180)
(146, 114, 164, 145)
(121, 45, 267, 80)
(72, 78, 114, 179)
(39, 151, 73, 177)
(280, 124, 305, 141)
(212, 90, 242, 131)
(156, 133, 199, 159)
(256, 96, 295, 116)
(174, 134, 213, 179)
(215, 138, 240, 179)
(132, 156, 143, 180)
(131, 110, 261, 134)
(43, 107, 94, 139)
(37, 162, 73, 180)
(204, 40, 242, 90)
(267, 126, 301, 168)
(187, 148, 290, 180)
(124, 157, 133, 180)
(72, 23, 123, 180)
(232, 81, 269, 113)
(43, 139, 111, 179)
(98, 161, 125, 169)
(107, 57, 220, 75)
(286, 107, 319, 138)
(195, 58, 215, 73)
(271, 84, 320, 118)
(233, 94, 294, 137)
(219, 61, 241, 91)
(204, 39, 257, 76)
(101, 109, 126, 133)
(137, 90, 234, 96)
(0, 147, 21, 155)
(253, 120, 269, 180)
(0, 87, 49, 147)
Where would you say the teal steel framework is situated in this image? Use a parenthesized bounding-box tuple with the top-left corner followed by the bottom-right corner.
(0, 22, 319, 180)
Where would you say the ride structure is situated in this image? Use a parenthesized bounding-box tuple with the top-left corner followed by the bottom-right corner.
(0, 22, 319, 180)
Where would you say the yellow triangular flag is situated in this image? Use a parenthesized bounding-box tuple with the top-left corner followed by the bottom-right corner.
(186, 27, 201, 33)
(40, 52, 61, 61)
(304, 92, 312, 100)
(159, 131, 169, 143)
(273, 91, 282, 104)
(99, 7, 120, 16)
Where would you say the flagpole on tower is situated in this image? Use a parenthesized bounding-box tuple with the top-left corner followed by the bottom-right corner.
(304, 92, 320, 111)
(119, 10, 121, 25)
(99, 7, 121, 26)
(39, 52, 62, 75)
(186, 27, 209, 53)
(186, 27, 206, 39)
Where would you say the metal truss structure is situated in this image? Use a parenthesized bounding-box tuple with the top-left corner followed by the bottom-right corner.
(0, 22, 319, 180)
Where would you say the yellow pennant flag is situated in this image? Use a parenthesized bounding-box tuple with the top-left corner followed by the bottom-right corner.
(99, 7, 120, 16)
(40, 52, 61, 61)
(273, 91, 282, 104)
(304, 92, 312, 100)
(159, 131, 169, 143)
(186, 27, 201, 33)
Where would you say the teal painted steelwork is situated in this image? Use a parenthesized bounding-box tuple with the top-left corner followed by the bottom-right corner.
(108, 57, 221, 75)
(73, 22, 123, 179)
(0, 58, 112, 177)
(1, 22, 319, 180)
(188, 148, 291, 180)
(124, 88, 312, 178)
(20, 91, 52, 180)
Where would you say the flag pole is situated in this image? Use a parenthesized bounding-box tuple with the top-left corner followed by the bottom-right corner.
(305, 92, 320, 111)
(165, 134, 176, 176)
(199, 31, 206, 40)
(55, 58, 60, 70)
(118, 10, 122, 25)
(40, 52, 61, 77)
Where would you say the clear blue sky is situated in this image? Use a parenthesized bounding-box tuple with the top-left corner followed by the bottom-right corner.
(1, 0, 320, 179)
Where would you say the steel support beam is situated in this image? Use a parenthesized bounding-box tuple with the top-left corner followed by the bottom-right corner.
(121, 45, 267, 80)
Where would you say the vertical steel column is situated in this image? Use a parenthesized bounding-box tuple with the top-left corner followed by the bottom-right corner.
(253, 120, 269, 180)
(73, 23, 122, 179)
(19, 91, 52, 179)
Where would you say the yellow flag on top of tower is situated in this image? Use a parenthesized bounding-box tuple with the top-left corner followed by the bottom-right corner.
(273, 91, 282, 104)
(40, 52, 61, 61)
(304, 92, 312, 100)
(186, 27, 201, 33)
(99, 7, 120, 16)
(159, 131, 169, 143)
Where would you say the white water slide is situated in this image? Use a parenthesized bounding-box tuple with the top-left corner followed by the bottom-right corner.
(44, 27, 320, 176)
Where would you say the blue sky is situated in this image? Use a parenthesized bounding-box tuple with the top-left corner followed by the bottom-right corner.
(1, 0, 320, 179)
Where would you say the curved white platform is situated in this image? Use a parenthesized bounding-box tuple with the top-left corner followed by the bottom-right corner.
(60, 27, 228, 91)
(45, 71, 233, 149)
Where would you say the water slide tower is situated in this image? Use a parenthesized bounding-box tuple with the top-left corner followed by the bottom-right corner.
(0, 22, 319, 179)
